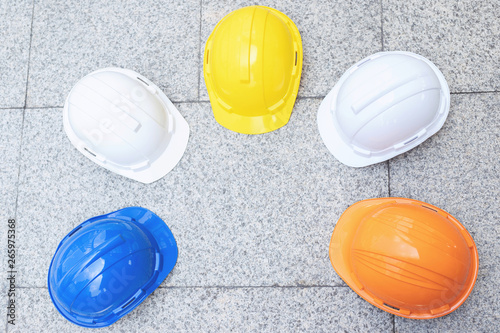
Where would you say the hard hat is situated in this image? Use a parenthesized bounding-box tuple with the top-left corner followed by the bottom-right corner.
(317, 51, 450, 167)
(203, 6, 303, 134)
(48, 207, 178, 328)
(329, 198, 478, 319)
(63, 68, 190, 183)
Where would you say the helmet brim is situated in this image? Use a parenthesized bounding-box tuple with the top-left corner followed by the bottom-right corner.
(108, 207, 178, 275)
(131, 97, 189, 184)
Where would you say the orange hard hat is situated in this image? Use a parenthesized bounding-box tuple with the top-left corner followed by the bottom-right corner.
(329, 198, 478, 319)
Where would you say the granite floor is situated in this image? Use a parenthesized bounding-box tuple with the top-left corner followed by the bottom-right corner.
(1, 0, 499, 332)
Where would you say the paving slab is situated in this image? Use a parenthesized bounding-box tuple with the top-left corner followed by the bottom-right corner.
(390, 93, 500, 331)
(10, 287, 392, 332)
(199, 0, 382, 101)
(16, 99, 387, 288)
(383, 0, 500, 93)
(26, 0, 201, 107)
(0, 0, 33, 107)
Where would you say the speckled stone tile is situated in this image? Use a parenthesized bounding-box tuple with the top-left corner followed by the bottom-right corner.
(383, 0, 500, 93)
(11, 287, 392, 332)
(0, 111, 23, 331)
(390, 93, 500, 331)
(16, 99, 387, 287)
(26, 0, 200, 107)
(199, 0, 382, 101)
(0, 0, 32, 107)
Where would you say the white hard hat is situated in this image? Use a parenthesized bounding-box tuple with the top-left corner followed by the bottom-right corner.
(63, 68, 190, 183)
(317, 51, 450, 167)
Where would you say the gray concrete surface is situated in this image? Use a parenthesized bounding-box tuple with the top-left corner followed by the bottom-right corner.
(1, 0, 499, 332)
(27, 0, 200, 107)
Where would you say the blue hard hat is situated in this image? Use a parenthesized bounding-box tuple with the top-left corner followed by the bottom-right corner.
(48, 207, 178, 328)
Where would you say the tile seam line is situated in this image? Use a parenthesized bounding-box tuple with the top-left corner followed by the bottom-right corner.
(19, 96, 328, 109)
(9, 0, 34, 331)
(387, 160, 391, 197)
(20, 90, 500, 109)
(159, 285, 350, 289)
(23, 0, 35, 109)
(450, 90, 499, 95)
(19, 285, 350, 289)
(12, 109, 25, 230)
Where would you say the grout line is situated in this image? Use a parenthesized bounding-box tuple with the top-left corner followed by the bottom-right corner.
(13, 108, 25, 228)
(451, 90, 499, 95)
(0, 96, 342, 110)
(296, 96, 326, 100)
(392, 314, 396, 333)
(7, 1, 34, 332)
(380, 0, 384, 51)
(16, 90, 500, 110)
(197, 0, 203, 101)
(387, 160, 391, 197)
(173, 91, 500, 103)
(177, 96, 327, 104)
(172, 100, 208, 104)
(158, 285, 350, 289)
(25, 106, 63, 109)
(21, 285, 350, 290)
(23, 0, 36, 109)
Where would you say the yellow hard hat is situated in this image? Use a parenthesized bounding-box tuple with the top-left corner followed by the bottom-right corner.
(203, 6, 303, 134)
